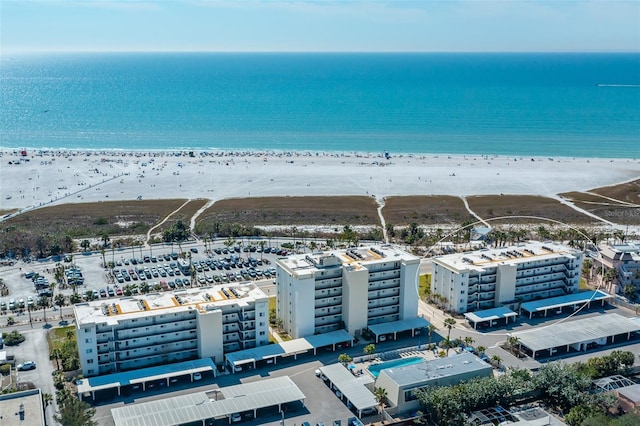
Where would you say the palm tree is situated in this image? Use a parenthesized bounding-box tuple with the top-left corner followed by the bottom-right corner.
(427, 324, 437, 347)
(491, 355, 502, 368)
(373, 387, 388, 422)
(42, 392, 53, 409)
(55, 294, 66, 320)
(259, 240, 266, 260)
(80, 239, 90, 252)
(39, 296, 49, 324)
(338, 353, 352, 367)
(463, 336, 475, 348)
(364, 344, 376, 355)
(507, 336, 521, 355)
(50, 348, 62, 370)
(443, 317, 456, 354)
(476, 345, 486, 356)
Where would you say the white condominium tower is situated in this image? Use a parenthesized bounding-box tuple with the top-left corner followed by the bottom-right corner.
(431, 241, 583, 314)
(74, 284, 269, 377)
(275, 245, 420, 339)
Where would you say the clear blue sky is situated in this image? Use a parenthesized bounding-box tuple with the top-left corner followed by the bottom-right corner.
(2, 0, 639, 53)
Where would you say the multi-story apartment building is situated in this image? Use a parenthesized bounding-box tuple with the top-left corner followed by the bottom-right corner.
(275, 245, 420, 339)
(593, 243, 640, 293)
(431, 241, 583, 314)
(74, 283, 269, 377)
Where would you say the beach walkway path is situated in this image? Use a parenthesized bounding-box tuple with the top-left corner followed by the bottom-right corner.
(376, 197, 389, 243)
(145, 199, 192, 244)
(460, 196, 491, 227)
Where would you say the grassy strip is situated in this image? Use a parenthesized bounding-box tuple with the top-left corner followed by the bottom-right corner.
(196, 196, 380, 227)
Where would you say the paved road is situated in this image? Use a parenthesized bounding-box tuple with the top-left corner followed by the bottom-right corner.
(10, 328, 57, 426)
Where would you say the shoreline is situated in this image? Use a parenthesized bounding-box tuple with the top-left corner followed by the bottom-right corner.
(2, 146, 639, 161)
(1, 147, 639, 213)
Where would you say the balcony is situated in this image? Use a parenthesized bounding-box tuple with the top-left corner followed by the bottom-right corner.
(115, 339, 198, 362)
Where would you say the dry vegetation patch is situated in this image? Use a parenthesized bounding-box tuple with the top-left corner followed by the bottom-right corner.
(559, 180, 640, 225)
(466, 195, 597, 225)
(196, 196, 379, 227)
(155, 199, 208, 233)
(4, 199, 189, 237)
(382, 196, 472, 226)
(590, 179, 640, 204)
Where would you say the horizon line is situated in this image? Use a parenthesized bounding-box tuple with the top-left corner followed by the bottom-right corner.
(4, 49, 640, 55)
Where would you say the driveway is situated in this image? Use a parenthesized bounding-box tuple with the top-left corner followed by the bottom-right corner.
(9, 328, 57, 425)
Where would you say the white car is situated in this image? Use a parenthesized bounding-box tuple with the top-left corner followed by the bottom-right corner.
(193, 372, 202, 381)
(17, 361, 36, 371)
(230, 413, 242, 423)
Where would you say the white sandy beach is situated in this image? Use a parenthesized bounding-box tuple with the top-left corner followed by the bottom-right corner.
(1, 149, 639, 213)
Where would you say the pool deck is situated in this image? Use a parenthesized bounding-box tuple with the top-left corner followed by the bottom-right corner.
(352, 346, 441, 379)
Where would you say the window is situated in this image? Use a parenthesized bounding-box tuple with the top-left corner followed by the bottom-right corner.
(259, 312, 265, 317)
(259, 331, 265, 336)
(88, 369, 94, 375)
(259, 322, 265, 326)
(86, 349, 93, 354)
(85, 338, 92, 343)
(87, 359, 94, 364)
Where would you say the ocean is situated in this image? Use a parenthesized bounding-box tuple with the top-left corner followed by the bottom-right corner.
(1, 53, 639, 157)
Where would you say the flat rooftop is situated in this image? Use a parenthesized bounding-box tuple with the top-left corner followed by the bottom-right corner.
(111, 376, 305, 426)
(464, 306, 517, 323)
(378, 352, 492, 387)
(0, 389, 45, 426)
(520, 290, 611, 313)
(512, 313, 640, 352)
(277, 244, 419, 276)
(433, 241, 581, 272)
(74, 282, 268, 325)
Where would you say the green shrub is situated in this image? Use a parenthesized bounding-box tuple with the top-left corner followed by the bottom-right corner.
(0, 364, 11, 375)
(3, 330, 24, 346)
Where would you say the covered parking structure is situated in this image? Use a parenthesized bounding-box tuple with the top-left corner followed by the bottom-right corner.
(368, 317, 431, 343)
(77, 358, 216, 401)
(519, 290, 612, 319)
(225, 330, 353, 372)
(111, 376, 305, 426)
(318, 363, 377, 418)
(464, 307, 517, 330)
(511, 313, 640, 359)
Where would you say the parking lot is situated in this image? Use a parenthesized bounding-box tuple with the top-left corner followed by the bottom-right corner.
(0, 239, 285, 326)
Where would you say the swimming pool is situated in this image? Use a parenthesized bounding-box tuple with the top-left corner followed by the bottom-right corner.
(367, 356, 425, 378)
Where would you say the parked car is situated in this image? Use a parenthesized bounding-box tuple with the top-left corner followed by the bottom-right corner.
(17, 361, 36, 371)
(230, 413, 242, 423)
(193, 372, 202, 381)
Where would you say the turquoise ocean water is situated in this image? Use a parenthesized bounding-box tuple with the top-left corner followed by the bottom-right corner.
(1, 53, 639, 157)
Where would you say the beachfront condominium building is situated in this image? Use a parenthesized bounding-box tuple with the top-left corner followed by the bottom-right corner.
(431, 241, 583, 314)
(592, 242, 640, 294)
(275, 244, 420, 339)
(74, 284, 269, 377)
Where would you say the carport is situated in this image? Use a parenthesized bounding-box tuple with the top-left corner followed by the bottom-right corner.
(111, 376, 306, 426)
(305, 329, 354, 354)
(225, 344, 286, 372)
(76, 358, 216, 401)
(519, 290, 612, 319)
(368, 317, 431, 343)
(464, 307, 517, 330)
(318, 363, 377, 418)
(511, 313, 640, 359)
(225, 330, 354, 372)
